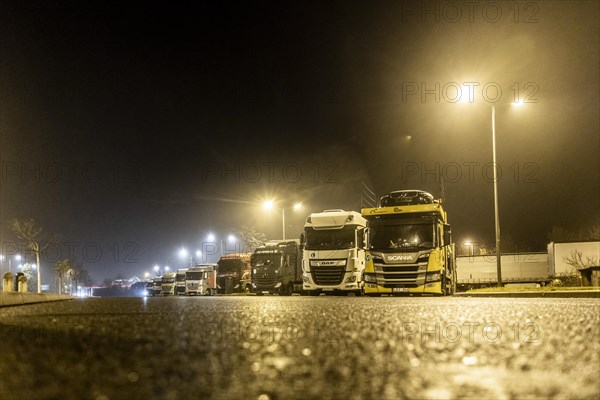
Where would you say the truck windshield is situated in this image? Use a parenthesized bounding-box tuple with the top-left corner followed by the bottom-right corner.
(186, 271, 202, 280)
(305, 226, 356, 250)
(370, 223, 434, 251)
(218, 259, 241, 273)
(251, 253, 281, 267)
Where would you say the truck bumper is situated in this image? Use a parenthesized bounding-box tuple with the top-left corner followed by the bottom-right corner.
(302, 271, 362, 292)
(363, 281, 442, 295)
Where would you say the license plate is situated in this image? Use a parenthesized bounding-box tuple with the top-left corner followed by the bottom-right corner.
(392, 287, 409, 293)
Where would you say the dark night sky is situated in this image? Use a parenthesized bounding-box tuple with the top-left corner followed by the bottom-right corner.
(1, 1, 598, 284)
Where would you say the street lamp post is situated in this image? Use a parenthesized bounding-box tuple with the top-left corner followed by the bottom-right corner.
(491, 105, 503, 287)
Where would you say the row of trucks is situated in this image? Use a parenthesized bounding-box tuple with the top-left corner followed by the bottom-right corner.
(146, 190, 458, 297)
(148, 264, 219, 296)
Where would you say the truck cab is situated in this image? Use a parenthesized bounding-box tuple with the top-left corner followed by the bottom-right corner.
(175, 268, 188, 295)
(151, 277, 162, 296)
(251, 240, 302, 295)
(362, 190, 456, 296)
(160, 272, 177, 296)
(302, 210, 368, 296)
(216, 254, 251, 294)
(185, 264, 217, 296)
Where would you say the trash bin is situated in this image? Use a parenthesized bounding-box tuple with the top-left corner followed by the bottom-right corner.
(18, 275, 28, 292)
(2, 272, 13, 292)
(14, 272, 24, 292)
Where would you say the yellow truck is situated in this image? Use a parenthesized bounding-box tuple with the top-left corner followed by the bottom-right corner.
(361, 190, 456, 296)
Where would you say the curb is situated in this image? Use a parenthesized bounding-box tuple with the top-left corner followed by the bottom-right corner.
(0, 293, 74, 307)
(454, 291, 600, 298)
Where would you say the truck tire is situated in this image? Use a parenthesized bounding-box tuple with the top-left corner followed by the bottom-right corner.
(205, 288, 212, 296)
(279, 283, 292, 296)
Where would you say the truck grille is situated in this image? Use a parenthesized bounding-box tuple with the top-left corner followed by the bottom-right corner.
(311, 266, 345, 286)
(374, 259, 426, 288)
(254, 272, 278, 287)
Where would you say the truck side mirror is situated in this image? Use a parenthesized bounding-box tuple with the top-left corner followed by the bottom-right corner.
(443, 224, 452, 245)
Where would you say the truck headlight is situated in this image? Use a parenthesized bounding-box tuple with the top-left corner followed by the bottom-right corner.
(426, 272, 441, 282)
(363, 273, 376, 283)
(302, 275, 309, 283)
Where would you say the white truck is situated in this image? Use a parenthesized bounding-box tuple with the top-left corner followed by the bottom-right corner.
(302, 209, 368, 296)
(185, 264, 217, 296)
(161, 272, 177, 296)
(175, 268, 188, 295)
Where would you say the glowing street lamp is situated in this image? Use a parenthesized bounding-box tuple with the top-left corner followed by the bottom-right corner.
(178, 247, 193, 267)
(262, 200, 303, 240)
(463, 241, 474, 256)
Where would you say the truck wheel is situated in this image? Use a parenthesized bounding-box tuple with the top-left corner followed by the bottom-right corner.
(244, 284, 251, 293)
(205, 288, 212, 296)
(279, 284, 292, 296)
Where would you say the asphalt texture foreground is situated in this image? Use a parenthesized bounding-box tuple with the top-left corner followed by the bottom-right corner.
(0, 296, 599, 400)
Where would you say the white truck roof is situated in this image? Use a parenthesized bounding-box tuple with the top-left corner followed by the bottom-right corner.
(305, 210, 367, 230)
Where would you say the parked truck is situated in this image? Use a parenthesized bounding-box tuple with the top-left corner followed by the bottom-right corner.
(216, 253, 252, 294)
(185, 264, 217, 295)
(175, 268, 188, 295)
(151, 277, 162, 296)
(161, 272, 177, 296)
(361, 190, 456, 296)
(302, 209, 368, 296)
(251, 240, 303, 295)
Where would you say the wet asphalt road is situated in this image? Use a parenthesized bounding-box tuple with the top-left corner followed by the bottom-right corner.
(0, 296, 599, 400)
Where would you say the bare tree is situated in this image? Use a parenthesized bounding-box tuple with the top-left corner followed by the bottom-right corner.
(54, 259, 73, 294)
(68, 261, 92, 295)
(8, 218, 59, 293)
(564, 250, 599, 271)
(233, 225, 267, 253)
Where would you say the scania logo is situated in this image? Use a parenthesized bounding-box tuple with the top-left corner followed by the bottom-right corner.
(387, 255, 412, 261)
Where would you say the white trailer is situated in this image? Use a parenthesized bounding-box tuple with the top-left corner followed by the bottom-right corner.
(302, 210, 368, 295)
(456, 253, 549, 289)
(548, 241, 600, 276)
